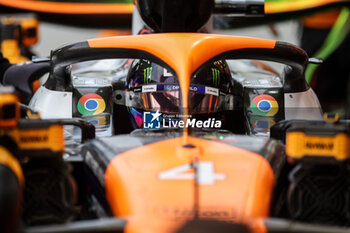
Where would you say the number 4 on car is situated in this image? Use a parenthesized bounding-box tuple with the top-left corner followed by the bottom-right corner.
(158, 162, 226, 185)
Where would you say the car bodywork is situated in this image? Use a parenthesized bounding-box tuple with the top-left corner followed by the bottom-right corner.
(6, 33, 344, 233)
(29, 33, 322, 136)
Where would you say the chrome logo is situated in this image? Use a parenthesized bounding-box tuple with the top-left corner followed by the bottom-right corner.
(250, 94, 279, 116)
(77, 94, 106, 115)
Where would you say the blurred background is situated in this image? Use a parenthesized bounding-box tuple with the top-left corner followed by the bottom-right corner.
(32, 20, 300, 57)
(1, 0, 349, 117)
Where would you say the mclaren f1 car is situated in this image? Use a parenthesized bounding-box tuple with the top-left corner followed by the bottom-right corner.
(11, 31, 350, 233)
(1, 0, 350, 233)
(2, 30, 350, 233)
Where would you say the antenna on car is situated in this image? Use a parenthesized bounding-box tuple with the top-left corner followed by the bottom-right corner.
(183, 143, 201, 219)
(214, 0, 265, 16)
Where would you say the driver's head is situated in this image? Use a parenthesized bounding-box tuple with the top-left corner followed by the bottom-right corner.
(134, 0, 214, 32)
(125, 59, 233, 128)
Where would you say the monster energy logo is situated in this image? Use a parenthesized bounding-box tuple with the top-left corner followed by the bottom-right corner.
(212, 68, 220, 87)
(144, 67, 152, 84)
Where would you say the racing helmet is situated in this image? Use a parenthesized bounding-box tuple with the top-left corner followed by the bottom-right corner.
(134, 0, 214, 32)
(125, 59, 234, 128)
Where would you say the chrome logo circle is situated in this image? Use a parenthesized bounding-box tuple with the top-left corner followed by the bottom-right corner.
(77, 93, 106, 115)
(250, 94, 278, 116)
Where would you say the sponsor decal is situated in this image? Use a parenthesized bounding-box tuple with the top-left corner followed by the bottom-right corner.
(212, 68, 220, 87)
(305, 142, 334, 150)
(20, 135, 48, 143)
(137, 84, 219, 95)
(154, 206, 237, 220)
(143, 67, 152, 84)
(250, 94, 279, 116)
(142, 85, 157, 93)
(190, 85, 205, 93)
(205, 87, 219, 96)
(133, 87, 142, 93)
(77, 93, 106, 116)
(164, 84, 180, 91)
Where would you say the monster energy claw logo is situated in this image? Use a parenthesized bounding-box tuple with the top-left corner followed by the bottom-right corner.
(144, 67, 152, 84)
(212, 68, 220, 87)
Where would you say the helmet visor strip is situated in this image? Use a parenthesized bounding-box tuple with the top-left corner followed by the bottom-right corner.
(125, 84, 233, 114)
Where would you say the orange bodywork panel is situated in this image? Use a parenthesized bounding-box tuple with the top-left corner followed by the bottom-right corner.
(302, 9, 340, 29)
(0, 146, 24, 187)
(88, 33, 276, 112)
(265, 0, 343, 14)
(105, 136, 274, 233)
(0, 0, 133, 14)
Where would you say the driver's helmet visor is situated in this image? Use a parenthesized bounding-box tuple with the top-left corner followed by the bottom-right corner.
(126, 84, 233, 114)
(125, 59, 233, 114)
